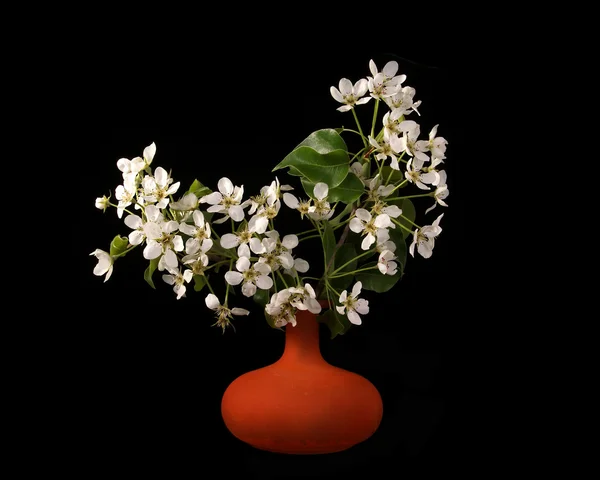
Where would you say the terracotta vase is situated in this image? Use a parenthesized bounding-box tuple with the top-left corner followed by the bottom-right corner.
(221, 308, 383, 454)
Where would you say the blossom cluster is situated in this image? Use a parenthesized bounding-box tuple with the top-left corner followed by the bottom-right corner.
(91, 58, 449, 337)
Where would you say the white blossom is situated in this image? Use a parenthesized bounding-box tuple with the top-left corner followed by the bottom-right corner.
(397, 120, 430, 164)
(95, 195, 109, 212)
(220, 223, 261, 258)
(182, 238, 213, 272)
(366, 174, 395, 202)
(350, 162, 368, 185)
(330, 78, 371, 112)
(247, 198, 280, 234)
(142, 142, 156, 167)
(225, 256, 273, 297)
(117, 156, 145, 180)
(179, 210, 212, 255)
(405, 158, 440, 190)
(375, 228, 397, 254)
(409, 213, 444, 259)
(115, 175, 138, 219)
(367, 60, 405, 99)
(170, 193, 199, 212)
(205, 293, 249, 332)
(378, 250, 398, 275)
(90, 249, 114, 282)
(142, 167, 181, 210)
(199, 177, 245, 223)
(382, 110, 405, 141)
(336, 281, 369, 325)
(349, 208, 393, 250)
(425, 170, 449, 214)
(307, 182, 334, 221)
(368, 134, 403, 170)
(142, 214, 184, 271)
(384, 86, 421, 117)
(288, 283, 321, 314)
(265, 289, 297, 327)
(162, 268, 193, 300)
(416, 124, 448, 161)
(282, 192, 315, 219)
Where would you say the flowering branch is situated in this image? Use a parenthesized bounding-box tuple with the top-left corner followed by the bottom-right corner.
(90, 58, 449, 338)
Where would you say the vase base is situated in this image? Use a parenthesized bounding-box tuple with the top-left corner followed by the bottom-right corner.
(241, 438, 360, 455)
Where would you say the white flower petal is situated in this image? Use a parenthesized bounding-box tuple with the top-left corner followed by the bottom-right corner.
(220, 233, 240, 249)
(229, 205, 245, 222)
(313, 182, 329, 200)
(382, 205, 402, 218)
(351, 281, 362, 298)
(237, 243, 250, 258)
(162, 274, 175, 285)
(164, 248, 178, 268)
(241, 281, 257, 297)
(225, 271, 244, 285)
(374, 214, 391, 228)
(330, 86, 344, 103)
(143, 142, 156, 164)
(205, 293, 220, 310)
(231, 308, 250, 316)
(283, 193, 299, 209)
(256, 275, 273, 290)
(294, 258, 309, 273)
(355, 208, 371, 222)
(339, 290, 347, 303)
(218, 177, 234, 196)
(247, 238, 264, 254)
(192, 210, 205, 227)
(143, 242, 162, 260)
(361, 233, 375, 250)
(347, 309, 362, 325)
(129, 230, 145, 245)
(124, 214, 142, 230)
(154, 167, 168, 188)
(236, 256, 251, 272)
(199, 192, 223, 205)
(349, 218, 364, 233)
(336, 305, 346, 315)
(282, 234, 298, 250)
(339, 78, 353, 95)
(163, 220, 180, 234)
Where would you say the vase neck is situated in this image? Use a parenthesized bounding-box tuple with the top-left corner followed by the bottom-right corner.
(278, 310, 325, 366)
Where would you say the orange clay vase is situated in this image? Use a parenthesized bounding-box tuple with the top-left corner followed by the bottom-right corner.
(221, 308, 383, 454)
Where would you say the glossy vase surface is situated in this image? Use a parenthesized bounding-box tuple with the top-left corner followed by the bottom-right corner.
(221, 309, 383, 454)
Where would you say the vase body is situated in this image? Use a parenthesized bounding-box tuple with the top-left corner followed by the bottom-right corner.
(221, 309, 383, 454)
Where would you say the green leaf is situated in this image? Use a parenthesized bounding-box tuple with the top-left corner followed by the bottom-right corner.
(317, 308, 352, 339)
(187, 179, 211, 198)
(253, 287, 270, 308)
(301, 172, 363, 204)
(323, 222, 336, 265)
(327, 173, 364, 203)
(392, 199, 416, 239)
(286, 166, 303, 177)
(387, 225, 408, 271)
(273, 146, 350, 188)
(193, 275, 207, 292)
(293, 128, 348, 154)
(143, 257, 160, 289)
(381, 166, 407, 186)
(329, 202, 354, 227)
(109, 235, 129, 257)
(356, 261, 402, 293)
(329, 244, 358, 292)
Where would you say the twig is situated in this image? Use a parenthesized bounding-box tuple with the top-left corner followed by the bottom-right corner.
(315, 204, 356, 299)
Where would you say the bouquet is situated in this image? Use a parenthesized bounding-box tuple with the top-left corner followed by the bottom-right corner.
(90, 59, 449, 338)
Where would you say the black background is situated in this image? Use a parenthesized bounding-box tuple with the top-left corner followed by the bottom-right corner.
(73, 39, 475, 477)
